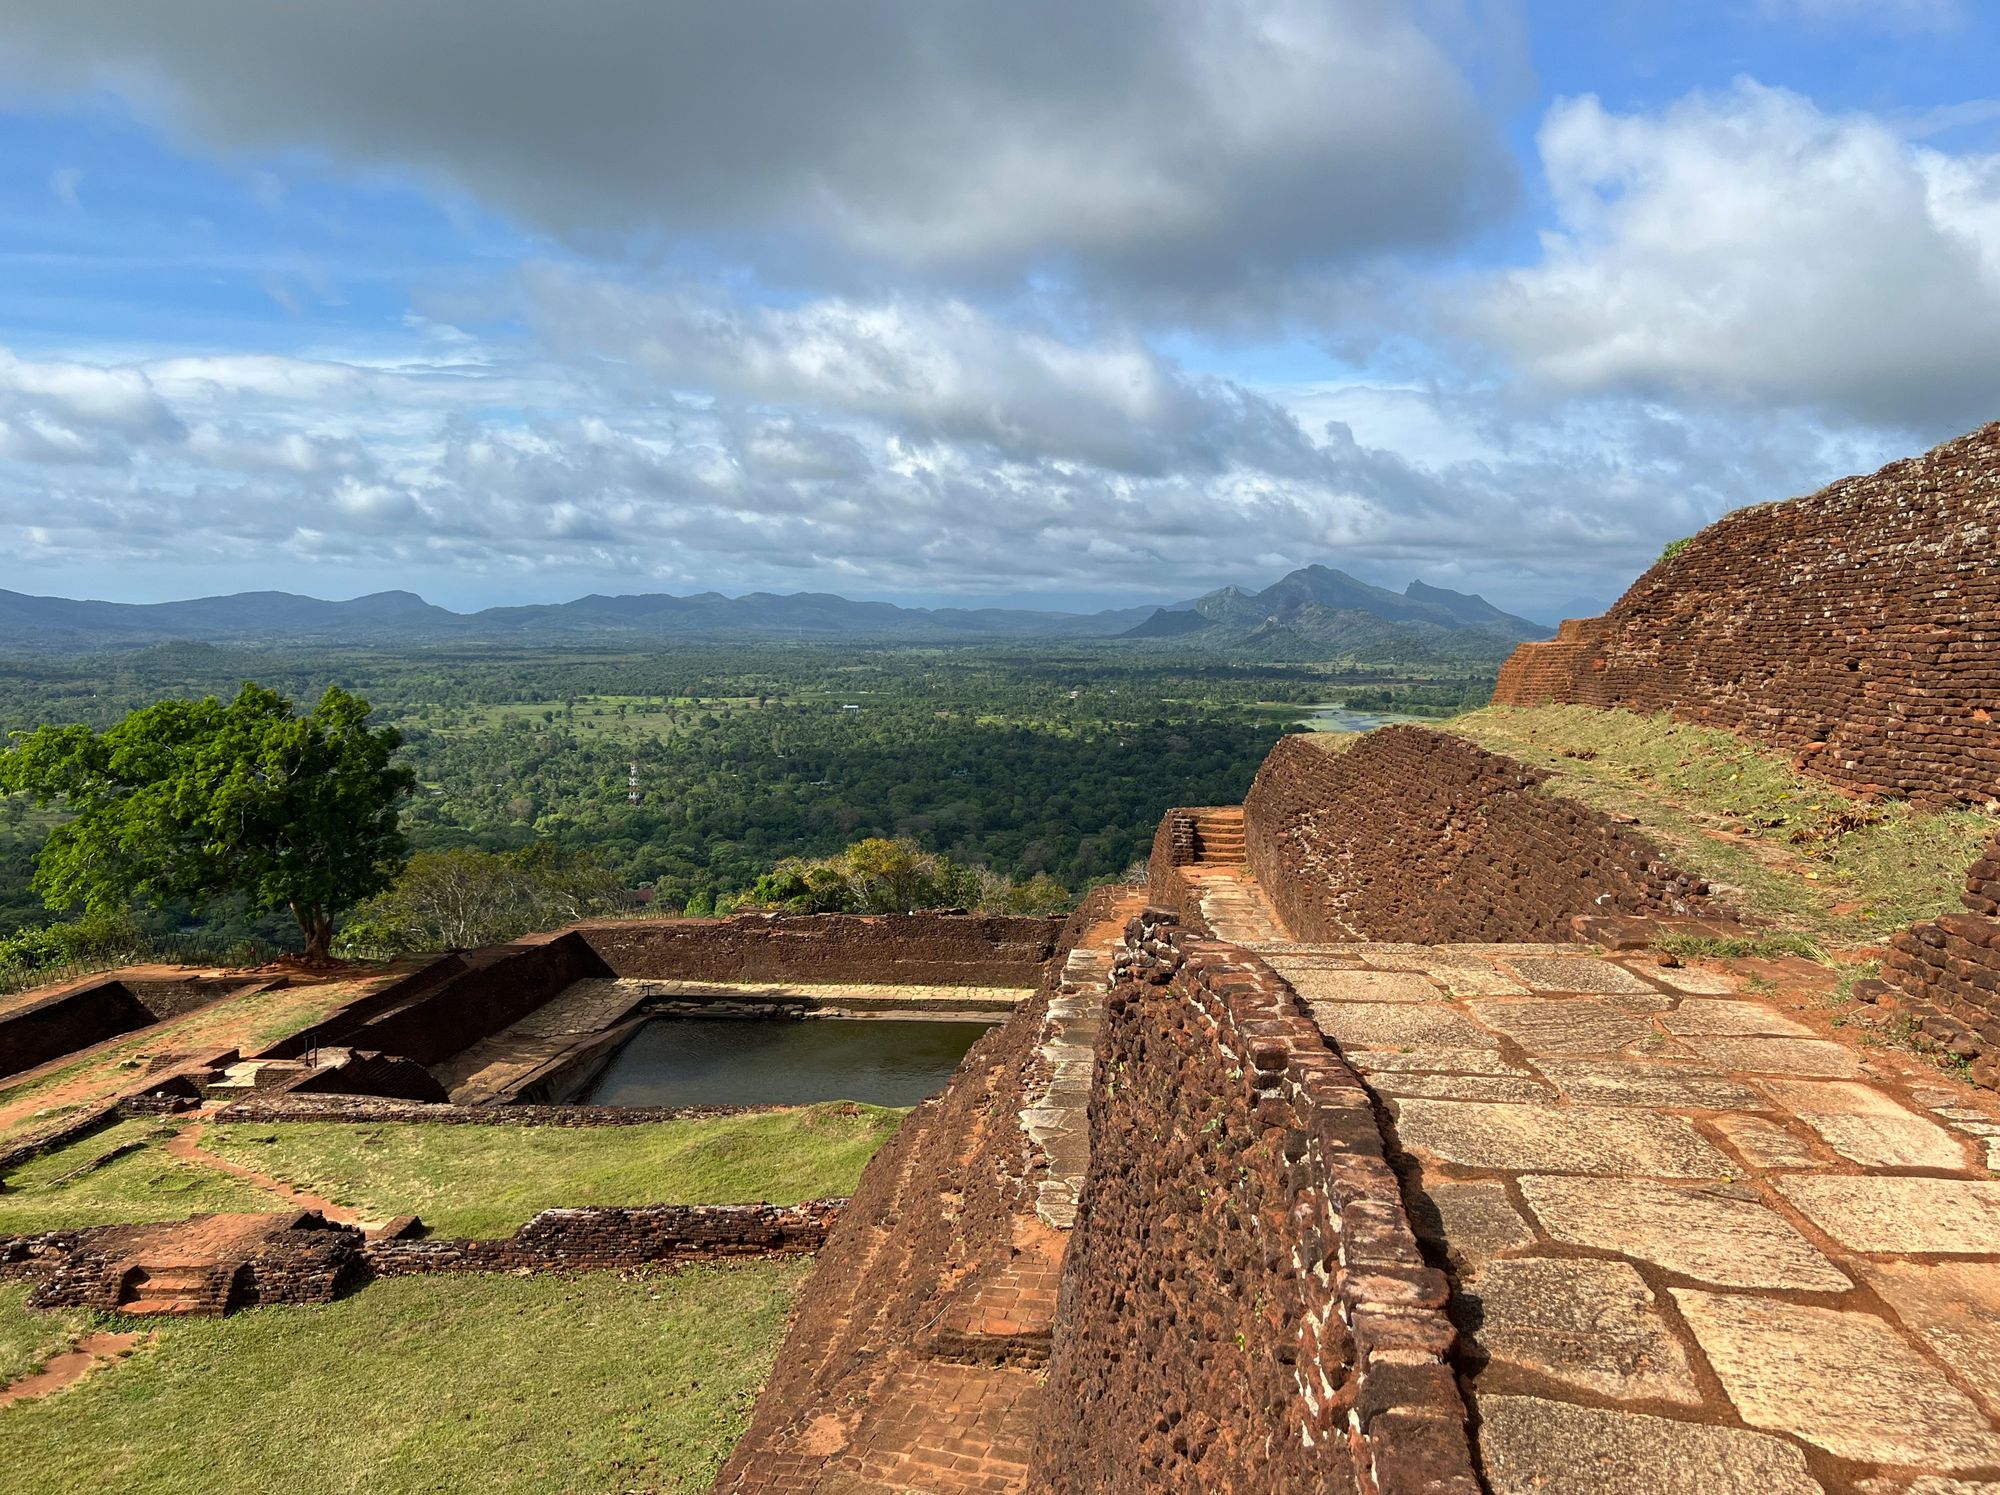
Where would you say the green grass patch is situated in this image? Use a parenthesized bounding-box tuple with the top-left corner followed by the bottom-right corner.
(0, 1120, 288, 1235)
(0, 1260, 805, 1493)
(1654, 932, 1827, 963)
(205, 1102, 902, 1238)
(0, 1282, 87, 1386)
(1445, 706, 1997, 944)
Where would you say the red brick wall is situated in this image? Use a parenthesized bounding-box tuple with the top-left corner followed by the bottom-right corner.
(1241, 729, 1718, 943)
(1876, 832, 2000, 1089)
(1032, 911, 1475, 1495)
(573, 912, 1061, 986)
(714, 891, 1116, 1492)
(1493, 421, 2000, 807)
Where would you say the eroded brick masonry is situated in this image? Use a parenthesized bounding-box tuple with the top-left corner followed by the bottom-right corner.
(1493, 421, 2000, 807)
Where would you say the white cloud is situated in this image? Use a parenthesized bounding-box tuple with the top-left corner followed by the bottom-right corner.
(0, 0, 1511, 302)
(47, 164, 81, 208)
(1470, 81, 2000, 428)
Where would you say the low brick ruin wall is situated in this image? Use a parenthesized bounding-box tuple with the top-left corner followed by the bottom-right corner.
(1032, 910, 1474, 1495)
(0, 974, 263, 1082)
(212, 1093, 764, 1126)
(1875, 833, 2000, 1089)
(573, 911, 1062, 986)
(1493, 419, 2000, 806)
(366, 1200, 839, 1276)
(315, 933, 613, 1068)
(1240, 728, 1718, 943)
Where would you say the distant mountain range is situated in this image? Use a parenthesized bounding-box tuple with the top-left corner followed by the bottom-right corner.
(0, 567, 1552, 659)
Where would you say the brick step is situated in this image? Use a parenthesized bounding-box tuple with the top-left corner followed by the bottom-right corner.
(117, 1266, 213, 1309)
(115, 1297, 204, 1317)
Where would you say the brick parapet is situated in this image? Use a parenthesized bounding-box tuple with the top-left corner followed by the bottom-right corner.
(1241, 728, 1719, 943)
(1032, 909, 1477, 1494)
(1491, 420, 2000, 807)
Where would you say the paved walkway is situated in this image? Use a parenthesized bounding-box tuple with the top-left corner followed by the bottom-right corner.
(1257, 935, 2000, 1493)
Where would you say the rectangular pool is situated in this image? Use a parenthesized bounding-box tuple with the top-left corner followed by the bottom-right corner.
(571, 1016, 994, 1108)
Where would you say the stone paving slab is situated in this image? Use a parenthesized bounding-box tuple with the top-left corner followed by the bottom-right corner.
(1775, 1175, 2000, 1253)
(1519, 1176, 1852, 1290)
(1759, 1079, 1975, 1171)
(1674, 1290, 2000, 1468)
(1859, 1260, 2000, 1416)
(1464, 998, 1674, 1056)
(1460, 1256, 1701, 1404)
(1478, 1395, 1825, 1495)
(1394, 1100, 1733, 1176)
(1536, 1059, 1764, 1110)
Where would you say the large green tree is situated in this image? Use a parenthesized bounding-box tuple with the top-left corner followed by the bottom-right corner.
(0, 683, 413, 960)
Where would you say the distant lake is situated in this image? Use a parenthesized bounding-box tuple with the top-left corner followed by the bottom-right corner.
(1294, 703, 1424, 734)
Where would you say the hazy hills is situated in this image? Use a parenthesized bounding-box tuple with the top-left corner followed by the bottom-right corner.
(0, 566, 1551, 658)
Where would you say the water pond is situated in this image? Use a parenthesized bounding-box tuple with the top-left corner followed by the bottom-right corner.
(572, 1016, 993, 1108)
(1294, 703, 1425, 733)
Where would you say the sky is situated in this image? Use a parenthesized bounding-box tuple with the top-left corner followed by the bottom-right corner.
(0, 1, 1996, 622)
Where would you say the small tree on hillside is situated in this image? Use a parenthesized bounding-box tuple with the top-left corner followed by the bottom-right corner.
(0, 683, 413, 961)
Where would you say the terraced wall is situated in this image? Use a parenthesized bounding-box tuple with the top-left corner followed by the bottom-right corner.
(1240, 728, 1718, 943)
(1493, 420, 2000, 807)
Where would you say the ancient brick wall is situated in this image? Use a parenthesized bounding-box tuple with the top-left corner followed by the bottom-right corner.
(311, 933, 612, 1068)
(0, 978, 155, 1080)
(1874, 831, 2000, 1089)
(715, 889, 1118, 1492)
(365, 1201, 839, 1276)
(1241, 729, 1718, 943)
(1493, 421, 2000, 806)
(1032, 911, 1474, 1495)
(210, 1093, 755, 1126)
(574, 912, 1061, 986)
(1148, 810, 1211, 933)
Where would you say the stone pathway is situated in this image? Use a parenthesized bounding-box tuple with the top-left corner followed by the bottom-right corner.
(1254, 936, 2000, 1494)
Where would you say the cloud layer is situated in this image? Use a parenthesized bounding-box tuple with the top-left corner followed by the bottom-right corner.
(1472, 82, 2000, 427)
(0, 0, 1509, 299)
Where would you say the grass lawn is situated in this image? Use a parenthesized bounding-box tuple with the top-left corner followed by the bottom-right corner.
(1446, 705, 1997, 947)
(204, 1102, 902, 1237)
(0, 1119, 287, 1234)
(0, 1283, 87, 1385)
(0, 1260, 807, 1494)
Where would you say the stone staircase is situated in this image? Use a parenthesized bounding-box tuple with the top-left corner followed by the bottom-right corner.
(1187, 808, 1246, 865)
(115, 1264, 217, 1317)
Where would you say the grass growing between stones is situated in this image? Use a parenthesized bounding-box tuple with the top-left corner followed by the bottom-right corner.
(1445, 706, 1997, 946)
(0, 1283, 87, 1386)
(0, 1119, 288, 1234)
(0, 1260, 806, 1493)
(204, 1102, 903, 1237)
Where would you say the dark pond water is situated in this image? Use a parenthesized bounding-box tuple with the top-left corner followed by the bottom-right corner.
(573, 1017, 993, 1108)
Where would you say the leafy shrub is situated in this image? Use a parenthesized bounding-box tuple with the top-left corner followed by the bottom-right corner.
(739, 837, 1072, 915)
(335, 844, 628, 957)
(1658, 536, 1693, 563)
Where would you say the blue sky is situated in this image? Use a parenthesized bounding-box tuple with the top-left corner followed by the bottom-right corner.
(0, 0, 1995, 620)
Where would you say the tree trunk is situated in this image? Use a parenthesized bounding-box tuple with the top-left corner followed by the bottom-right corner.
(293, 903, 336, 962)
